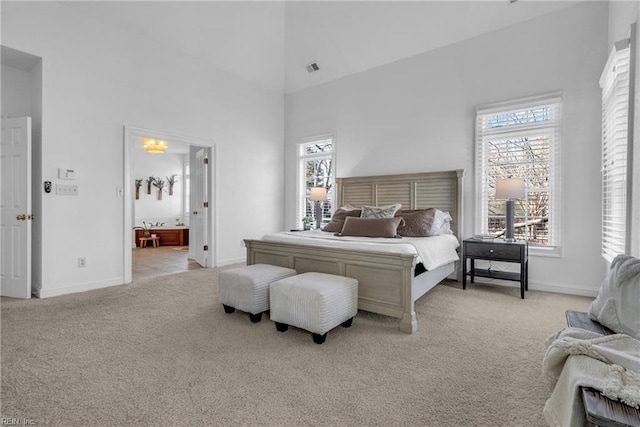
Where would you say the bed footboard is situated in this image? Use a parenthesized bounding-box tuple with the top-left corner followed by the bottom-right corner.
(245, 239, 450, 334)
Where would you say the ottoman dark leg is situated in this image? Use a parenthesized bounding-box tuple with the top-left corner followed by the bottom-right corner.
(312, 333, 327, 344)
(249, 312, 263, 323)
(275, 322, 289, 332)
(223, 304, 235, 314)
(341, 318, 353, 328)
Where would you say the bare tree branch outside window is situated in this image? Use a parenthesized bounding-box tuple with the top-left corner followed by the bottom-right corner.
(482, 105, 558, 246)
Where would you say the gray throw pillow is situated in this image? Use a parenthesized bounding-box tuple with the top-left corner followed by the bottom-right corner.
(338, 217, 403, 238)
(395, 208, 436, 237)
(322, 208, 362, 233)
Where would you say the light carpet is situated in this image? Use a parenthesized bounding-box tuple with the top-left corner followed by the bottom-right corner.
(1, 266, 592, 426)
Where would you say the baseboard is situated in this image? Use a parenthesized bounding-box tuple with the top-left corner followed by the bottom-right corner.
(34, 277, 125, 298)
(215, 257, 246, 268)
(469, 277, 598, 298)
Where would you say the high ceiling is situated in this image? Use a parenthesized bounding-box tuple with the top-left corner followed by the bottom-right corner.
(61, 1, 582, 94)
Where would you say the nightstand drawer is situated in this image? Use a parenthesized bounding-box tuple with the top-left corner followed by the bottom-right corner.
(464, 242, 521, 261)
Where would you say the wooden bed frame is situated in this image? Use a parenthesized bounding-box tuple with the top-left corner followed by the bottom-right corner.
(244, 169, 465, 334)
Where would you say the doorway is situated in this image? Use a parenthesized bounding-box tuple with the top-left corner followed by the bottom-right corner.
(123, 126, 215, 284)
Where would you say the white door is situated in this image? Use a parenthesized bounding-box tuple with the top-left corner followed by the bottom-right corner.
(192, 148, 208, 267)
(0, 117, 32, 298)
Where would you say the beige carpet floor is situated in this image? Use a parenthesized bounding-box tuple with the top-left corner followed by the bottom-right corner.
(1, 266, 592, 426)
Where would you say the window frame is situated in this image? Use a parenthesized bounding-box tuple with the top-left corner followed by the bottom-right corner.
(295, 134, 336, 228)
(600, 38, 633, 263)
(475, 93, 563, 256)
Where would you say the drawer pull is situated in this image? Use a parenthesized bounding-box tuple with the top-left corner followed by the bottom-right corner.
(490, 249, 494, 253)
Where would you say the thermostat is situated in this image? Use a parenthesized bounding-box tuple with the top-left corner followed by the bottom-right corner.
(58, 168, 77, 180)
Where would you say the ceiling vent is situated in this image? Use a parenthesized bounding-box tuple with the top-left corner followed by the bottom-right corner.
(306, 62, 320, 73)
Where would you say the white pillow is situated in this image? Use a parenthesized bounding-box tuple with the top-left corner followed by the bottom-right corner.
(588, 255, 640, 339)
(429, 209, 453, 236)
(360, 203, 401, 219)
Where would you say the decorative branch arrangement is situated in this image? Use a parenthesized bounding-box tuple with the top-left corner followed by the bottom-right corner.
(135, 179, 143, 200)
(146, 175, 156, 195)
(167, 174, 178, 196)
(136, 174, 178, 200)
(152, 178, 166, 200)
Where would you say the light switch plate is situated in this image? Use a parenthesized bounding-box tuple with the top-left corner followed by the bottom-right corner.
(56, 184, 78, 195)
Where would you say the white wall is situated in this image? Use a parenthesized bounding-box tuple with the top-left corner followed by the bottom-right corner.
(285, 2, 609, 296)
(2, 2, 285, 296)
(133, 150, 185, 227)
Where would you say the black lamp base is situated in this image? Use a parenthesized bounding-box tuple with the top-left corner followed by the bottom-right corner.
(504, 200, 516, 242)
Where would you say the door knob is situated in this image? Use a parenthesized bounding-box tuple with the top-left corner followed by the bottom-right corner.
(16, 214, 26, 221)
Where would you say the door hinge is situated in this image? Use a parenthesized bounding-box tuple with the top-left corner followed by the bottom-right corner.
(204, 158, 209, 164)
(203, 202, 209, 208)
(204, 245, 209, 251)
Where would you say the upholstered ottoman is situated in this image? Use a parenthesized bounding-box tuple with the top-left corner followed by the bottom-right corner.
(269, 272, 358, 344)
(219, 264, 296, 323)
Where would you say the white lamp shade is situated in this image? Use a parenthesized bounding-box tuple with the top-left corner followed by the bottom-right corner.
(310, 187, 327, 201)
(495, 178, 525, 200)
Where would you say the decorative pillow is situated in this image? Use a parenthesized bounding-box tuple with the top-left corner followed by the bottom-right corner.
(588, 255, 640, 339)
(429, 209, 453, 236)
(322, 208, 362, 233)
(395, 208, 436, 237)
(360, 203, 402, 219)
(338, 217, 403, 238)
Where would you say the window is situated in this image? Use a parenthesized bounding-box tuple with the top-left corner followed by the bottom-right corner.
(475, 94, 562, 249)
(296, 136, 334, 228)
(600, 39, 632, 262)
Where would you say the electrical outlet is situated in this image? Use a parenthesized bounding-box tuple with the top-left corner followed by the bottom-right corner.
(78, 257, 86, 268)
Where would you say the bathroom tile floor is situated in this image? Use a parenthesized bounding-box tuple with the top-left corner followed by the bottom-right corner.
(132, 246, 201, 281)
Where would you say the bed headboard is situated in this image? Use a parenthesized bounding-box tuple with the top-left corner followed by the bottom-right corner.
(335, 170, 465, 238)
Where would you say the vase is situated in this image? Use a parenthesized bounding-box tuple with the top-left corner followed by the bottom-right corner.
(169, 184, 174, 196)
(158, 189, 163, 200)
(135, 187, 140, 200)
(147, 182, 152, 194)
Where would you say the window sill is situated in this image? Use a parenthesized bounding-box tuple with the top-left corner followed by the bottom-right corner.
(529, 245, 561, 258)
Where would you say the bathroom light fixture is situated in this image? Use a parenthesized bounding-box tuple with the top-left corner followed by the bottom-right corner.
(142, 137, 168, 154)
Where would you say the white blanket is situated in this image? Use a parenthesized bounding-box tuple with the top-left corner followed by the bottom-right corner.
(542, 327, 640, 426)
(261, 230, 459, 271)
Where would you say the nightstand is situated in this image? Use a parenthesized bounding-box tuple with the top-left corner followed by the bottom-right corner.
(462, 238, 528, 299)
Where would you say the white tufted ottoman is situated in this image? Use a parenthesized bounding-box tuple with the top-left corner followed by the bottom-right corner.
(219, 264, 297, 323)
(269, 272, 358, 344)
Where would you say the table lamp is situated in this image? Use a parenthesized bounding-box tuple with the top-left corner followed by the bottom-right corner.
(496, 178, 525, 242)
(310, 187, 328, 230)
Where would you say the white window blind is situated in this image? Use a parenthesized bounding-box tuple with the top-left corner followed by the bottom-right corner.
(600, 39, 631, 262)
(475, 94, 562, 248)
(296, 136, 334, 228)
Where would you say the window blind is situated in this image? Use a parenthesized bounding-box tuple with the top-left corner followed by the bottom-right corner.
(475, 94, 562, 247)
(600, 40, 631, 262)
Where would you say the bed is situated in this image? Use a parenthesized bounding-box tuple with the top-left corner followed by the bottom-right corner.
(244, 169, 465, 334)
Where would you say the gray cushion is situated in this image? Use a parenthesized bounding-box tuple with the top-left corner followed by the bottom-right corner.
(338, 217, 403, 238)
(322, 208, 362, 233)
(395, 208, 436, 237)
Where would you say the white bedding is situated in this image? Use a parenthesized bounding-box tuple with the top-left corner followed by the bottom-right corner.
(261, 230, 459, 271)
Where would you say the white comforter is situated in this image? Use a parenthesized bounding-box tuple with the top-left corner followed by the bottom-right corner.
(542, 327, 640, 426)
(261, 230, 459, 271)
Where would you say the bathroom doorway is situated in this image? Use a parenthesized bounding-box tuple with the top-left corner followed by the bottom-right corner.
(123, 126, 215, 283)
